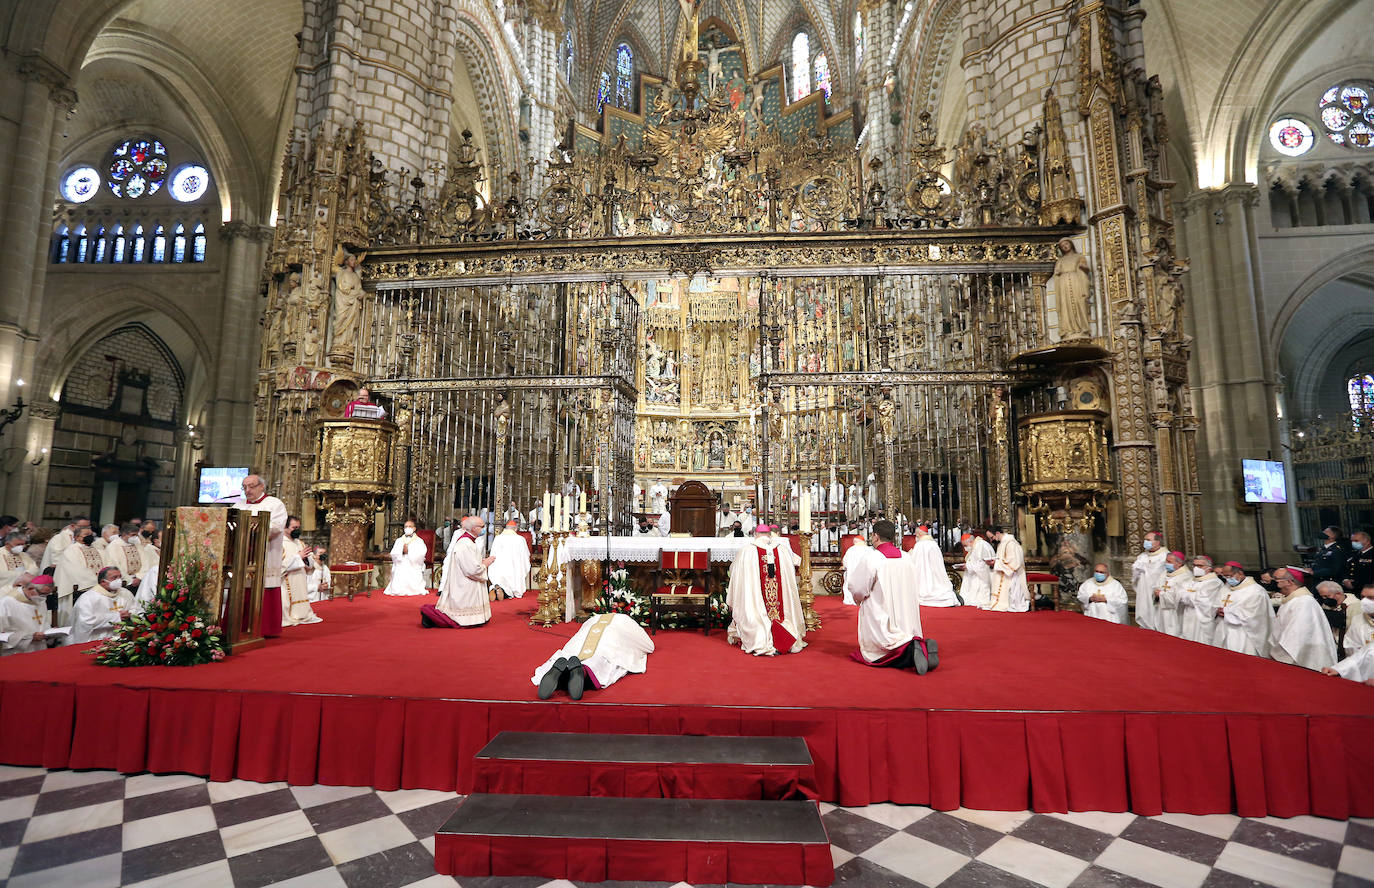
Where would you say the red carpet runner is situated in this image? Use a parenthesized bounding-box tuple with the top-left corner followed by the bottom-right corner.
(1, 594, 1371, 817)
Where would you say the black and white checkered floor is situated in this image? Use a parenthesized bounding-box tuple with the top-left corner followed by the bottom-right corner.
(0, 764, 1370, 888)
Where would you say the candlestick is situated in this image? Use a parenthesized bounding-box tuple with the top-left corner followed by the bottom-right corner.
(800, 490, 812, 533)
(579, 490, 587, 514)
(542, 490, 551, 528)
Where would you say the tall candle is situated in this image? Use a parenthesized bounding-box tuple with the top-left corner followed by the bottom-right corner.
(800, 490, 812, 533)
(550, 494, 560, 534)
(579, 491, 587, 514)
(562, 495, 572, 531)
(542, 490, 551, 527)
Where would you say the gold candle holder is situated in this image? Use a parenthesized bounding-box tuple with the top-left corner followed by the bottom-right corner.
(797, 530, 822, 632)
(530, 531, 566, 627)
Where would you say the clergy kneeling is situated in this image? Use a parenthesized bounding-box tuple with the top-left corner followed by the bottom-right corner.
(1077, 563, 1127, 623)
(726, 524, 806, 656)
(956, 533, 995, 609)
(487, 520, 531, 600)
(422, 516, 493, 628)
(383, 519, 428, 596)
(908, 525, 959, 606)
(848, 520, 938, 674)
(532, 612, 655, 699)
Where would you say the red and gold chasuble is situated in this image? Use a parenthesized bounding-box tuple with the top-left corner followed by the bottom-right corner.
(755, 545, 797, 654)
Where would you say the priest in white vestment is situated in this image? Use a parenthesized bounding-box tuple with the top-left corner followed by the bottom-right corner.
(1077, 563, 1128, 623)
(95, 524, 118, 555)
(847, 520, 936, 673)
(987, 527, 1029, 612)
(103, 524, 145, 593)
(307, 546, 332, 602)
(532, 612, 655, 699)
(1154, 551, 1190, 637)
(1324, 643, 1374, 684)
(280, 518, 323, 626)
(726, 524, 806, 656)
(1131, 533, 1169, 630)
(1180, 556, 1226, 646)
(40, 519, 81, 572)
(0, 533, 37, 599)
(53, 532, 103, 625)
(424, 516, 493, 628)
(1216, 563, 1274, 657)
(487, 521, 531, 599)
(841, 534, 869, 605)
(237, 475, 287, 637)
(70, 567, 135, 644)
(955, 533, 995, 609)
(136, 523, 159, 569)
(1341, 582, 1374, 654)
(0, 576, 58, 655)
(383, 520, 429, 596)
(907, 525, 958, 606)
(1269, 567, 1337, 671)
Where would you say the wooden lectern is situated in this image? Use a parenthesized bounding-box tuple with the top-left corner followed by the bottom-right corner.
(162, 507, 270, 654)
(668, 480, 718, 538)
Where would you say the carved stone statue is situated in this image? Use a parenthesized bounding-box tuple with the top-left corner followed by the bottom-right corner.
(700, 330, 728, 405)
(331, 246, 366, 363)
(1053, 237, 1093, 342)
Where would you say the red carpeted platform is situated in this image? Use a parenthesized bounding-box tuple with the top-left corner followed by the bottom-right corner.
(1, 594, 1372, 817)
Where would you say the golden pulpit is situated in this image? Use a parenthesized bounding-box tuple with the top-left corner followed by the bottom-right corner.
(313, 418, 396, 598)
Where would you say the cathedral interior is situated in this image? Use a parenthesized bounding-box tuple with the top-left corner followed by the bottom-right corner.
(1, 0, 1372, 570)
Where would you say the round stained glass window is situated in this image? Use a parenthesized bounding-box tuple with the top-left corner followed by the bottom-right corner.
(170, 165, 210, 202)
(1319, 82, 1374, 150)
(61, 166, 101, 203)
(107, 137, 168, 198)
(1268, 118, 1314, 156)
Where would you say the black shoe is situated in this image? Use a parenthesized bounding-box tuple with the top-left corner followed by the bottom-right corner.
(924, 639, 939, 672)
(911, 641, 930, 676)
(566, 656, 586, 700)
(537, 657, 568, 700)
(420, 612, 435, 628)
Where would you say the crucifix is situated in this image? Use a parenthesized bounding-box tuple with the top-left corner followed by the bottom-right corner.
(677, 0, 703, 65)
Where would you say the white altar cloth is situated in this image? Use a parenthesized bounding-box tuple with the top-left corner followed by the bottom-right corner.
(560, 535, 751, 564)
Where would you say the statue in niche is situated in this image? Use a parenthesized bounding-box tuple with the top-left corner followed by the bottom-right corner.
(700, 330, 728, 405)
(1153, 251, 1191, 342)
(709, 432, 726, 468)
(331, 246, 366, 361)
(299, 269, 329, 365)
(644, 332, 664, 380)
(693, 439, 706, 470)
(282, 272, 304, 342)
(1053, 237, 1093, 342)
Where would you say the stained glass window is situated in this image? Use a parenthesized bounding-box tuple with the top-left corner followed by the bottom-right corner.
(193, 223, 207, 262)
(131, 224, 145, 262)
(152, 224, 166, 262)
(814, 52, 831, 99)
(792, 32, 811, 102)
(1350, 374, 1374, 429)
(92, 226, 107, 263)
(1318, 81, 1374, 150)
(172, 223, 186, 263)
(75, 226, 89, 263)
(597, 71, 611, 112)
(615, 43, 633, 110)
(112, 225, 127, 263)
(53, 226, 70, 263)
(853, 11, 863, 66)
(108, 137, 169, 198)
(61, 166, 100, 203)
(170, 165, 210, 202)
(1268, 118, 1314, 156)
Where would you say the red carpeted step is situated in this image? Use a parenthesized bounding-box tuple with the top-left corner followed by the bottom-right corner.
(473, 731, 816, 799)
(434, 793, 834, 885)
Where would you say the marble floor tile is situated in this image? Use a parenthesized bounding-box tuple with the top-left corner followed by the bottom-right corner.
(905, 810, 1006, 857)
(951, 807, 1036, 833)
(6, 851, 124, 888)
(29, 778, 124, 815)
(1212, 841, 1336, 888)
(863, 830, 971, 887)
(977, 835, 1091, 888)
(1150, 813, 1240, 841)
(0, 843, 17, 880)
(122, 805, 219, 851)
(375, 787, 462, 813)
(212, 787, 302, 829)
(1048, 811, 1138, 837)
(226, 834, 334, 888)
(316, 813, 416, 865)
(0, 792, 38, 824)
(205, 778, 288, 804)
(123, 858, 234, 888)
(0, 775, 45, 802)
(1339, 844, 1374, 878)
(335, 840, 441, 888)
(1119, 818, 1227, 866)
(122, 783, 212, 822)
(291, 783, 376, 809)
(844, 802, 932, 830)
(123, 772, 210, 798)
(1230, 819, 1343, 868)
(830, 856, 924, 888)
(119, 829, 227, 885)
(38, 769, 123, 792)
(219, 808, 316, 857)
(1013, 814, 1116, 860)
(1094, 838, 1210, 888)
(0, 765, 46, 783)
(22, 798, 123, 843)
(822, 806, 898, 854)
(1249, 814, 1350, 844)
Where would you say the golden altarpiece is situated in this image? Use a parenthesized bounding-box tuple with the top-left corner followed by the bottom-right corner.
(251, 11, 1204, 573)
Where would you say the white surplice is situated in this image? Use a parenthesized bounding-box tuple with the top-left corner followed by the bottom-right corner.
(907, 536, 957, 606)
(280, 537, 323, 626)
(236, 496, 288, 587)
(383, 533, 429, 596)
(989, 534, 1029, 612)
(1270, 588, 1337, 671)
(0, 548, 37, 599)
(0, 595, 51, 655)
(1334, 643, 1374, 682)
(307, 563, 331, 602)
(841, 539, 869, 605)
(487, 529, 531, 598)
(1218, 577, 1275, 657)
(40, 527, 73, 573)
(1155, 566, 1191, 637)
(1131, 548, 1169, 630)
(436, 532, 491, 626)
(725, 536, 806, 656)
(103, 540, 144, 588)
(70, 586, 135, 644)
(53, 543, 102, 624)
(1180, 573, 1226, 646)
(848, 544, 924, 663)
(530, 613, 655, 689)
(1077, 576, 1127, 623)
(958, 538, 995, 609)
(1344, 598, 1373, 655)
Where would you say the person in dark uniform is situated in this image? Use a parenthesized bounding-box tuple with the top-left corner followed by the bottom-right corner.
(1312, 525, 1347, 586)
(1346, 530, 1374, 595)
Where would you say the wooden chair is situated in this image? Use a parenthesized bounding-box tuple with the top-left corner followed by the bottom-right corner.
(651, 549, 713, 635)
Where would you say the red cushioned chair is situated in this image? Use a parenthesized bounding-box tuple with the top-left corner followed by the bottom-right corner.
(652, 550, 712, 635)
(778, 535, 803, 557)
(415, 529, 437, 568)
(1027, 572, 1060, 610)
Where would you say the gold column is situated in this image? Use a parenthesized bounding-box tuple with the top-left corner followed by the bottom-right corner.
(797, 531, 821, 631)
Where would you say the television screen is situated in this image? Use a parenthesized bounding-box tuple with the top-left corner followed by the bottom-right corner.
(198, 466, 250, 504)
(1242, 459, 1287, 505)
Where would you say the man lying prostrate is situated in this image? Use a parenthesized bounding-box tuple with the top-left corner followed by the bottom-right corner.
(532, 612, 655, 700)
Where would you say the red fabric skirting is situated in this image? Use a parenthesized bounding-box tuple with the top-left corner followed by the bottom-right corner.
(2, 679, 1372, 817)
(472, 759, 815, 800)
(434, 832, 835, 886)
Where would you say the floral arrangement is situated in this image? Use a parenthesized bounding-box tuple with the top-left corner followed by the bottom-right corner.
(587, 561, 731, 629)
(91, 555, 230, 667)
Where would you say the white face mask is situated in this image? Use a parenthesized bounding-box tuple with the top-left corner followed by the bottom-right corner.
(9, 545, 23, 555)
(403, 527, 415, 536)
(1142, 540, 1155, 551)
(1192, 567, 1206, 577)
(1362, 598, 1374, 616)
(106, 578, 124, 591)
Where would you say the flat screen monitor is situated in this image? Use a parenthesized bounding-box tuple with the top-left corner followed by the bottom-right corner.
(198, 466, 250, 504)
(1242, 459, 1287, 505)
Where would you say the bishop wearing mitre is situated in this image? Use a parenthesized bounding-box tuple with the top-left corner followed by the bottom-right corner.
(383, 519, 429, 596)
(422, 516, 493, 628)
(487, 520, 531, 599)
(726, 524, 806, 656)
(908, 525, 959, 606)
(847, 520, 937, 673)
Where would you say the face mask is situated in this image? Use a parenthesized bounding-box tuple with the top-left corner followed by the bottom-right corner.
(1226, 576, 1241, 587)
(106, 578, 124, 591)
(1143, 540, 1155, 551)
(1192, 567, 1206, 577)
(142, 530, 154, 539)
(1354, 541, 1365, 551)
(82, 534, 96, 546)
(10, 545, 23, 555)
(289, 528, 302, 539)
(404, 527, 415, 536)
(1093, 572, 1107, 583)
(1362, 599, 1374, 616)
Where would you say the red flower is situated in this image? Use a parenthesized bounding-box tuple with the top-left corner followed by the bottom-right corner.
(176, 596, 186, 603)
(164, 633, 174, 642)
(164, 582, 173, 591)
(192, 628, 203, 638)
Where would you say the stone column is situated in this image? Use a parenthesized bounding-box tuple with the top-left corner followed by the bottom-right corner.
(208, 223, 271, 467)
